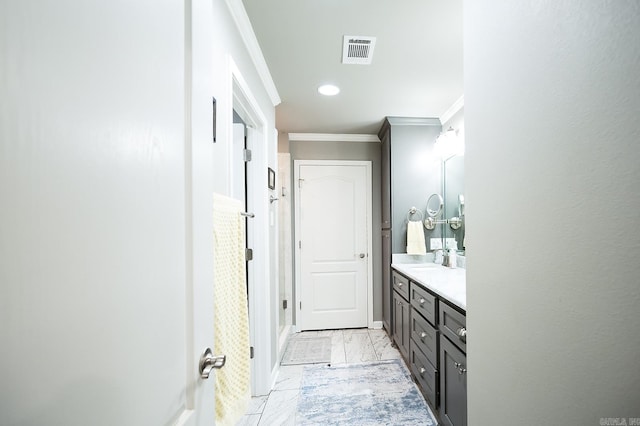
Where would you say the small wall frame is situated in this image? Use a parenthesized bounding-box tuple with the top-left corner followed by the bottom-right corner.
(268, 167, 275, 190)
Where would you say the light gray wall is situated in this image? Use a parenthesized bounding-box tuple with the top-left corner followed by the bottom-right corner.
(466, 2, 640, 424)
(288, 139, 383, 321)
(389, 122, 443, 253)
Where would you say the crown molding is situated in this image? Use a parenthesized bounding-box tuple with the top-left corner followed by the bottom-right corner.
(225, 0, 281, 106)
(288, 133, 380, 143)
(439, 95, 464, 126)
(384, 117, 442, 126)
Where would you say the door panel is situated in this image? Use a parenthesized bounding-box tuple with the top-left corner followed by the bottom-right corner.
(1, 1, 216, 424)
(297, 163, 370, 330)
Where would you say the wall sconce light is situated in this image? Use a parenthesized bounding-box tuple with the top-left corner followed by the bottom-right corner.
(435, 126, 464, 159)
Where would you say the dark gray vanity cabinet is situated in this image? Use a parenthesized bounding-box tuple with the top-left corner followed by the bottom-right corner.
(409, 285, 439, 408)
(382, 229, 391, 332)
(439, 302, 467, 426)
(392, 271, 410, 359)
(392, 267, 468, 426)
(379, 117, 442, 338)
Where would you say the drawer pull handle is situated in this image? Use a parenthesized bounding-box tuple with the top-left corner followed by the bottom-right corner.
(420, 367, 426, 374)
(419, 298, 425, 305)
(456, 327, 467, 343)
(454, 362, 461, 368)
(458, 367, 467, 375)
(398, 282, 403, 287)
(420, 332, 427, 339)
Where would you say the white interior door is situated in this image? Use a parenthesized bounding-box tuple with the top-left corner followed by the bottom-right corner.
(1, 1, 216, 424)
(295, 161, 372, 331)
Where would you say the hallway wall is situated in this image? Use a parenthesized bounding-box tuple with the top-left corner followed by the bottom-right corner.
(465, 1, 640, 423)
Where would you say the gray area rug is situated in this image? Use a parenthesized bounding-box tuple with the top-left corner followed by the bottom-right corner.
(281, 337, 332, 365)
(297, 359, 437, 425)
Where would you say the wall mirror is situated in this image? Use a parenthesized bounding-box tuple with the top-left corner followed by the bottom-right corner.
(443, 153, 465, 252)
(426, 193, 443, 217)
(424, 193, 443, 230)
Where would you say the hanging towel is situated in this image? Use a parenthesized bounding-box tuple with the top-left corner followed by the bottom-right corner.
(213, 193, 251, 426)
(406, 221, 427, 255)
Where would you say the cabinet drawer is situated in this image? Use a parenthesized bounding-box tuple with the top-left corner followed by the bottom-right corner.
(410, 310, 438, 367)
(439, 302, 467, 353)
(392, 271, 409, 300)
(410, 284, 437, 325)
(410, 340, 438, 408)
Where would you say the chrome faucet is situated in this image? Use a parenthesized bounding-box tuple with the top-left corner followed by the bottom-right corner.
(434, 249, 447, 265)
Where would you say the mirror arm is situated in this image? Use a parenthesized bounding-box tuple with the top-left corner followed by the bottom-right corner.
(423, 217, 463, 231)
(423, 217, 448, 230)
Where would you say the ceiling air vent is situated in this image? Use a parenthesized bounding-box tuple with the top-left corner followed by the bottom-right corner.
(342, 36, 376, 65)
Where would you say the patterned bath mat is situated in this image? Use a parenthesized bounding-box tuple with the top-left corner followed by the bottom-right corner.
(296, 359, 437, 425)
(281, 337, 332, 365)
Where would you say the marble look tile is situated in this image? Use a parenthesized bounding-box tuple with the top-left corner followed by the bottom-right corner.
(368, 329, 402, 361)
(329, 330, 346, 364)
(234, 414, 261, 426)
(273, 365, 305, 391)
(342, 327, 369, 337)
(244, 395, 268, 414)
(257, 389, 299, 426)
(291, 330, 319, 338)
(313, 329, 338, 337)
(343, 330, 377, 363)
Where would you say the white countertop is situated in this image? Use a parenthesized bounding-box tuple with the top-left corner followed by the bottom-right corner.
(391, 263, 467, 311)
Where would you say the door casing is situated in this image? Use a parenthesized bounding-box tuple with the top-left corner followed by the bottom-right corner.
(293, 160, 374, 331)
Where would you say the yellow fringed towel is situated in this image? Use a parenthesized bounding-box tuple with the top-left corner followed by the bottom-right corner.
(213, 193, 251, 426)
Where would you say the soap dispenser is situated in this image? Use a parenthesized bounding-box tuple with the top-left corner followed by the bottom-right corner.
(448, 248, 457, 268)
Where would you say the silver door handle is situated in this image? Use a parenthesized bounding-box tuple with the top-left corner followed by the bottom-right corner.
(199, 348, 226, 379)
(359, 253, 365, 258)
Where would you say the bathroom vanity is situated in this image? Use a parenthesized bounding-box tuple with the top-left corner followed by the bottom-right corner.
(391, 263, 467, 426)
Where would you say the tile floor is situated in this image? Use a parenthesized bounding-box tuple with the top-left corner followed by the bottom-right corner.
(235, 328, 415, 426)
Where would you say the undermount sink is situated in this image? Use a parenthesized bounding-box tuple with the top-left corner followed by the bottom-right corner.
(409, 264, 441, 272)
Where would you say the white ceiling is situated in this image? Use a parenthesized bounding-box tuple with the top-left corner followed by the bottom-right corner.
(242, 0, 463, 135)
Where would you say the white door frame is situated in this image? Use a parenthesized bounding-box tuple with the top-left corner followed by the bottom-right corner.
(293, 160, 374, 331)
(229, 57, 274, 395)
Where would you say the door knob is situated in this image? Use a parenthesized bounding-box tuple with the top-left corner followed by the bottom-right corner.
(359, 253, 365, 258)
(199, 348, 226, 379)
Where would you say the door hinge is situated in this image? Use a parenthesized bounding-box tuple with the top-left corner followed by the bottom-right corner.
(250, 346, 254, 359)
(283, 299, 288, 310)
(298, 241, 301, 249)
(299, 301, 302, 310)
(245, 248, 253, 261)
(298, 178, 304, 188)
(243, 148, 252, 162)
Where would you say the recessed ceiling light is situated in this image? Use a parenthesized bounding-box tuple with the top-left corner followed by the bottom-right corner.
(318, 84, 340, 96)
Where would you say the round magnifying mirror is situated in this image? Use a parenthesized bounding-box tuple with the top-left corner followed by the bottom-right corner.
(426, 193, 444, 218)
